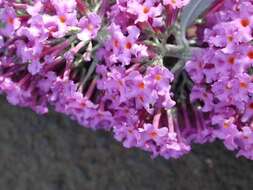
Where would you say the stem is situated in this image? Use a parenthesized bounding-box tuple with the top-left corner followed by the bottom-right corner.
(85, 77, 97, 99)
(164, 44, 186, 59)
(78, 59, 98, 92)
(40, 36, 75, 58)
(71, 41, 87, 54)
(167, 109, 175, 133)
(171, 60, 185, 74)
(126, 63, 141, 74)
(76, 0, 87, 14)
(153, 111, 162, 128)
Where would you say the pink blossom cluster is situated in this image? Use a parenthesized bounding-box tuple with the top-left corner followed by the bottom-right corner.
(0, 0, 198, 159)
(186, 0, 253, 159)
(3, 0, 253, 160)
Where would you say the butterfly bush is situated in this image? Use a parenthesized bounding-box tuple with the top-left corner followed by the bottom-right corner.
(186, 0, 253, 159)
(0, 0, 252, 160)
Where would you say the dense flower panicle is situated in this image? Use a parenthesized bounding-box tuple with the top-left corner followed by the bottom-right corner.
(96, 63, 215, 158)
(0, 0, 194, 160)
(186, 0, 253, 159)
(0, 0, 100, 113)
(96, 65, 176, 116)
(96, 65, 183, 157)
(3, 0, 249, 160)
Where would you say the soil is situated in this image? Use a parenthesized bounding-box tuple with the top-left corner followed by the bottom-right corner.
(0, 95, 253, 190)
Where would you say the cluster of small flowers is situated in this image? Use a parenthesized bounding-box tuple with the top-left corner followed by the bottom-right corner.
(93, 0, 215, 158)
(0, 0, 100, 114)
(0, 0, 205, 159)
(186, 0, 253, 159)
(97, 64, 191, 158)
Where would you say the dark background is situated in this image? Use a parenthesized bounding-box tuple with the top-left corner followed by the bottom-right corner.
(0, 96, 252, 190)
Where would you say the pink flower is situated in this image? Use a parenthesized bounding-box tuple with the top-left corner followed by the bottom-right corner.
(138, 123, 169, 145)
(113, 123, 139, 148)
(41, 0, 78, 38)
(0, 6, 20, 36)
(77, 13, 102, 41)
(104, 24, 148, 65)
(213, 117, 240, 151)
(28, 60, 42, 75)
(145, 66, 175, 109)
(127, 0, 164, 27)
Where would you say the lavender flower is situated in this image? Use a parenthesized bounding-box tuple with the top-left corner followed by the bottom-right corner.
(77, 13, 102, 42)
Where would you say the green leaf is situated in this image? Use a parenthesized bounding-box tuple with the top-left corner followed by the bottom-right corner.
(0, 21, 6, 29)
(180, 0, 216, 38)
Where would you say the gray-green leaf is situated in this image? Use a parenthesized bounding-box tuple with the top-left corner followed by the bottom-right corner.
(180, 0, 216, 37)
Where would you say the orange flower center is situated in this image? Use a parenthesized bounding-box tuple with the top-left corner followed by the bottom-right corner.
(228, 56, 235, 65)
(149, 131, 157, 138)
(247, 51, 253, 59)
(227, 36, 233, 42)
(59, 15, 66, 23)
(125, 42, 132, 49)
(87, 23, 94, 31)
(138, 82, 145, 89)
(7, 17, 14, 25)
(241, 18, 250, 27)
(143, 7, 150, 14)
(223, 123, 229, 128)
(155, 74, 162, 81)
(240, 82, 248, 89)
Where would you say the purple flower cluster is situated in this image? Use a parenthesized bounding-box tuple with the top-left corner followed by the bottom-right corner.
(0, 0, 201, 159)
(97, 65, 189, 158)
(186, 0, 253, 159)
(3, 0, 252, 161)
